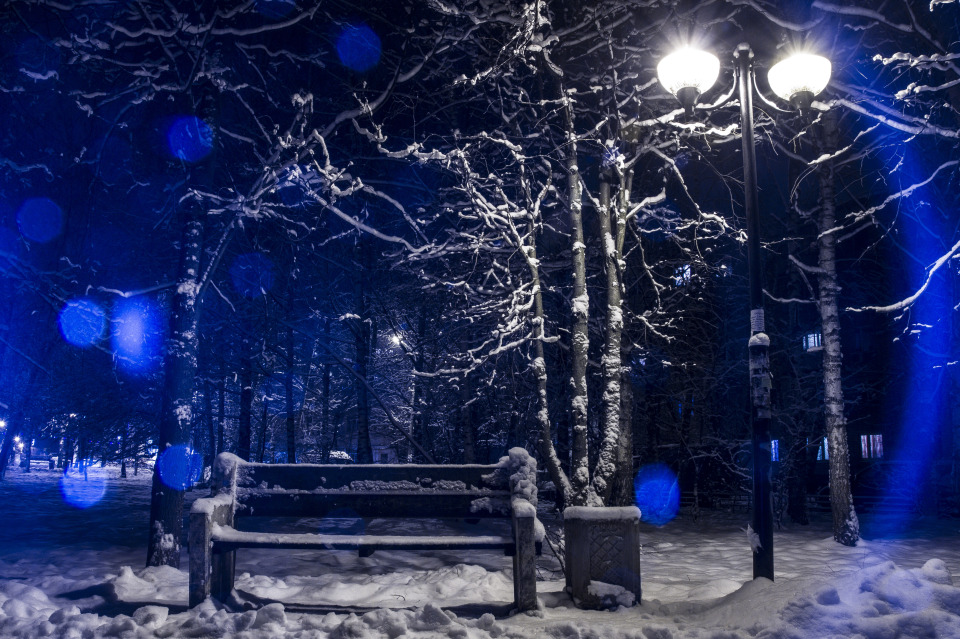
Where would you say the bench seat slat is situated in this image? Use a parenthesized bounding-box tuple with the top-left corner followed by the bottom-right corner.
(211, 525, 515, 552)
(235, 490, 512, 519)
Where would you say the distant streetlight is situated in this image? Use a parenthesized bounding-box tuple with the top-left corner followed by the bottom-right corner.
(658, 43, 831, 582)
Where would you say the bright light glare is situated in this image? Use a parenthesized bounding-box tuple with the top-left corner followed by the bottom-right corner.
(767, 53, 831, 102)
(657, 48, 720, 97)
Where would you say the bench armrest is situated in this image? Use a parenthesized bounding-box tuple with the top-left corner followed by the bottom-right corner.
(189, 493, 235, 607)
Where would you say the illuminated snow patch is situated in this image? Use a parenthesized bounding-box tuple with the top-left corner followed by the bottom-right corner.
(156, 445, 203, 491)
(166, 116, 214, 163)
(59, 470, 107, 509)
(58, 298, 106, 347)
(634, 463, 680, 526)
(16, 197, 63, 243)
(229, 252, 274, 298)
(336, 24, 381, 72)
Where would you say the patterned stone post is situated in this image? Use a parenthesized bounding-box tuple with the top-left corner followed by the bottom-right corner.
(563, 506, 641, 609)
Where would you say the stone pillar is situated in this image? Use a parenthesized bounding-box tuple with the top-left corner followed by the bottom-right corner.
(564, 506, 641, 609)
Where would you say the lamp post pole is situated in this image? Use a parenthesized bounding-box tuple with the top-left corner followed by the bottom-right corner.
(735, 43, 774, 582)
(659, 42, 830, 584)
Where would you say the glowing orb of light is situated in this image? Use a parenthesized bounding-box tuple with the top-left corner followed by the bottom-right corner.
(17, 197, 64, 244)
(634, 463, 680, 526)
(111, 297, 163, 374)
(229, 252, 274, 298)
(336, 24, 381, 73)
(166, 116, 214, 163)
(59, 471, 107, 509)
(156, 445, 204, 491)
(59, 298, 107, 348)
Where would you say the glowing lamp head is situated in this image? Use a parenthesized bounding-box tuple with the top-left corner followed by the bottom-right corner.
(767, 52, 831, 111)
(657, 47, 720, 114)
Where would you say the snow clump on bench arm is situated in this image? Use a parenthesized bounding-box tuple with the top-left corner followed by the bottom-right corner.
(503, 447, 537, 507)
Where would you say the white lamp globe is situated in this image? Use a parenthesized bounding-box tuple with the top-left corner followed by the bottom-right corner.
(767, 52, 831, 106)
(657, 47, 721, 97)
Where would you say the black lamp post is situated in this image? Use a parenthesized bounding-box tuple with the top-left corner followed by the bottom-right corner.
(658, 43, 831, 582)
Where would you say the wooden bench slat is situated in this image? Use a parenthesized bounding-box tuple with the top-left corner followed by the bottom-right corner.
(235, 490, 512, 519)
(211, 525, 515, 552)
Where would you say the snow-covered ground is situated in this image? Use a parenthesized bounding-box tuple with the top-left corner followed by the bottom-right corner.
(1, 464, 958, 638)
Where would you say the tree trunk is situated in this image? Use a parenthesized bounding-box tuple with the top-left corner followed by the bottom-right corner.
(147, 204, 203, 568)
(120, 424, 128, 479)
(353, 240, 374, 464)
(237, 341, 253, 461)
(258, 397, 269, 463)
(286, 323, 296, 464)
(591, 172, 625, 503)
(460, 372, 476, 463)
(409, 305, 427, 463)
(564, 85, 590, 507)
(204, 377, 215, 471)
(611, 372, 635, 506)
(217, 368, 226, 457)
(818, 110, 859, 546)
(0, 414, 18, 480)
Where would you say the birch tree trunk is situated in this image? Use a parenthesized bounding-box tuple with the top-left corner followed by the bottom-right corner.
(818, 110, 859, 546)
(591, 173, 624, 502)
(563, 87, 591, 507)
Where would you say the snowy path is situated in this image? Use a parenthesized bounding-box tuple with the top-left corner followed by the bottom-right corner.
(1, 465, 959, 638)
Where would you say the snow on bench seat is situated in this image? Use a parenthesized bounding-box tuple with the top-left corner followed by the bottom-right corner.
(189, 448, 541, 613)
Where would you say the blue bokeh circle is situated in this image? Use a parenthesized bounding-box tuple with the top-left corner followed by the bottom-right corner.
(634, 463, 680, 526)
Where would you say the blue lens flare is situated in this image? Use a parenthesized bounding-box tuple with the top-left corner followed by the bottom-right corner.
(59, 471, 107, 509)
(229, 252, 274, 298)
(166, 116, 214, 163)
(634, 463, 680, 526)
(111, 297, 163, 374)
(875, 147, 950, 536)
(336, 24, 381, 73)
(58, 299, 106, 348)
(17, 197, 63, 243)
(156, 445, 204, 490)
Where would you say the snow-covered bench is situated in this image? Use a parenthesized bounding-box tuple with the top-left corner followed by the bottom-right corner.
(188, 448, 541, 612)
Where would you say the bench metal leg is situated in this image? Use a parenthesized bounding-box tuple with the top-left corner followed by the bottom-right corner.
(188, 511, 212, 607)
(211, 548, 236, 602)
(512, 512, 537, 612)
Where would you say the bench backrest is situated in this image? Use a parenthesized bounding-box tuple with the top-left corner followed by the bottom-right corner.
(210, 453, 526, 520)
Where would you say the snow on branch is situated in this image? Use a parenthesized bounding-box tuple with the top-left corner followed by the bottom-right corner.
(848, 236, 960, 314)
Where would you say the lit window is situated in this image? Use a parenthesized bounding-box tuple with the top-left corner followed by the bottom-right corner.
(803, 332, 822, 352)
(816, 436, 829, 461)
(674, 264, 692, 286)
(771, 439, 780, 462)
(861, 434, 883, 459)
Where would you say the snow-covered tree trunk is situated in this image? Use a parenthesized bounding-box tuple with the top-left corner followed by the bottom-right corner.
(591, 174, 624, 503)
(529, 242, 574, 505)
(563, 89, 591, 507)
(147, 205, 202, 568)
(817, 111, 859, 546)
